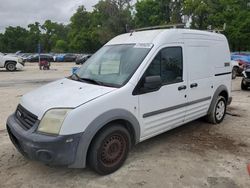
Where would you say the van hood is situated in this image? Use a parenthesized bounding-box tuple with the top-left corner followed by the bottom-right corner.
(20, 78, 116, 119)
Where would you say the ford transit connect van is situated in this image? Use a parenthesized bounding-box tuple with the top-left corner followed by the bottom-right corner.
(7, 29, 232, 175)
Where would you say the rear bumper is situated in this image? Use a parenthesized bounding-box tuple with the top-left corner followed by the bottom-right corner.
(6, 114, 83, 166)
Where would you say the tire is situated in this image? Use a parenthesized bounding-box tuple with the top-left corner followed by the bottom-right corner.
(232, 67, 238, 79)
(5, 62, 16, 71)
(206, 96, 227, 124)
(88, 124, 131, 175)
(241, 79, 248, 90)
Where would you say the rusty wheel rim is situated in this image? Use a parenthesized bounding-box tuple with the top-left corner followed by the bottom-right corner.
(100, 133, 127, 167)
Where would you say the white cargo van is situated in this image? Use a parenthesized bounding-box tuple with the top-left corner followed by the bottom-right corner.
(7, 28, 232, 175)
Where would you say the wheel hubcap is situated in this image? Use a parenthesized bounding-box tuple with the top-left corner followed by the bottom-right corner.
(8, 64, 15, 70)
(100, 133, 127, 167)
(216, 101, 225, 120)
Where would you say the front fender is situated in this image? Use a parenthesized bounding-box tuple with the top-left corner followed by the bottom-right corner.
(69, 109, 140, 168)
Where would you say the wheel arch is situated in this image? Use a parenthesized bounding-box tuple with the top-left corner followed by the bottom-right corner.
(69, 109, 141, 168)
(4, 61, 17, 67)
(208, 85, 229, 115)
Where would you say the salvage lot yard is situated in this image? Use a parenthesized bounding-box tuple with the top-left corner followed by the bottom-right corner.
(0, 63, 250, 188)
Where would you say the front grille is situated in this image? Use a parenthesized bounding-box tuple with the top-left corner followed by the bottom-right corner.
(246, 72, 250, 78)
(15, 105, 38, 130)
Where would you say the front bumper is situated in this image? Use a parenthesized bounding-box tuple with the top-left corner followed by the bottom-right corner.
(16, 63, 24, 70)
(6, 114, 82, 166)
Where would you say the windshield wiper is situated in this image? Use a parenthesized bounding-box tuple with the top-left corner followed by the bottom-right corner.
(70, 73, 102, 85)
(70, 73, 111, 87)
(80, 77, 104, 86)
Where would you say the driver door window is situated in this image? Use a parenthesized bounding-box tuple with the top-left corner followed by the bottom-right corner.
(146, 47, 183, 85)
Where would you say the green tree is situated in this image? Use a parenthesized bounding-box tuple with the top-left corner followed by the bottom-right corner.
(1, 0, 250, 53)
(68, 1, 132, 53)
(26, 22, 41, 52)
(0, 33, 4, 52)
(41, 20, 69, 52)
(1, 26, 29, 52)
(134, 0, 183, 28)
(184, 0, 210, 29)
(206, 0, 250, 51)
(68, 6, 93, 52)
(135, 0, 163, 27)
(171, 0, 183, 24)
(52, 40, 68, 53)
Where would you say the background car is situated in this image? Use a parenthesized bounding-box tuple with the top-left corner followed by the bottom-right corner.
(63, 54, 77, 62)
(54, 54, 77, 62)
(241, 68, 250, 90)
(231, 53, 250, 66)
(25, 54, 54, 62)
(55, 54, 65, 62)
(0, 52, 24, 71)
(75, 54, 92, 65)
(231, 60, 244, 79)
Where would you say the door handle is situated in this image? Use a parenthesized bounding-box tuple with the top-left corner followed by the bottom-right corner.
(190, 83, 198, 88)
(178, 85, 187, 91)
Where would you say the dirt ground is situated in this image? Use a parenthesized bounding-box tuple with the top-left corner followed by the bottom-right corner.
(0, 63, 249, 188)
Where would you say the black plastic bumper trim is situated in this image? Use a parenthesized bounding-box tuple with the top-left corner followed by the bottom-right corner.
(6, 114, 83, 166)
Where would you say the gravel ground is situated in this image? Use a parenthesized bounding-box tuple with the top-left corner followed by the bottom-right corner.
(0, 63, 249, 188)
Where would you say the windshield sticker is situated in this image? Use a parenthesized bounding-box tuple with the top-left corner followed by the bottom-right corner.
(134, 43, 153, 49)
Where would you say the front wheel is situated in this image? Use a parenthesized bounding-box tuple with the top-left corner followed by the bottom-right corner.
(206, 96, 227, 124)
(6, 62, 16, 71)
(88, 124, 131, 175)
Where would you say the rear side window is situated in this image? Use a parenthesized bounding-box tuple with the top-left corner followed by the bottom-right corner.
(146, 47, 183, 85)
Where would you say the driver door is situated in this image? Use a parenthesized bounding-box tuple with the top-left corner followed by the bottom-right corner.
(136, 45, 188, 140)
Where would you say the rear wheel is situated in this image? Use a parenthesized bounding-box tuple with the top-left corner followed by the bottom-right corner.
(206, 96, 227, 124)
(88, 124, 131, 175)
(6, 62, 16, 71)
(241, 79, 248, 90)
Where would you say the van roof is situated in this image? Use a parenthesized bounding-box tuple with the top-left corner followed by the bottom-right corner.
(106, 29, 227, 46)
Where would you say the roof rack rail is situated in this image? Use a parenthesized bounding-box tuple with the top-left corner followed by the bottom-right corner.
(131, 24, 185, 32)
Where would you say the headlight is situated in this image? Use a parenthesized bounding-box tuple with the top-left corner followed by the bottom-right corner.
(38, 109, 72, 135)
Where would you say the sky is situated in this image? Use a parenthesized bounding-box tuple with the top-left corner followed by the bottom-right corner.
(0, 0, 100, 32)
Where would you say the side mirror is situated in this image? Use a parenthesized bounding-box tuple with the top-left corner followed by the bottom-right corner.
(143, 75, 162, 92)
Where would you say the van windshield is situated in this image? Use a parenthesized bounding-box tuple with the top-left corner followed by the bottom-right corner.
(73, 44, 152, 87)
